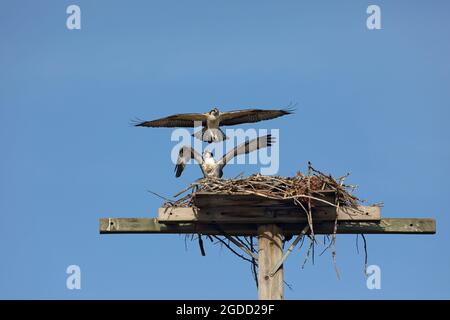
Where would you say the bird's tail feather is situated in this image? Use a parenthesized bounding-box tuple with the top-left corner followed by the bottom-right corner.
(192, 128, 228, 143)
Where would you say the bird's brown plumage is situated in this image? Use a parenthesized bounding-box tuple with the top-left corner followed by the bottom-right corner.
(134, 113, 206, 128)
(219, 109, 293, 126)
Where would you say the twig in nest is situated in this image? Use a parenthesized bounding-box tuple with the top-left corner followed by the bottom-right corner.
(331, 200, 341, 279)
(361, 234, 368, 276)
(212, 236, 253, 264)
(306, 161, 315, 238)
(250, 236, 258, 289)
(356, 234, 360, 254)
(235, 236, 253, 253)
(301, 236, 315, 268)
(284, 280, 294, 291)
(198, 234, 206, 256)
(147, 190, 174, 204)
(244, 236, 258, 253)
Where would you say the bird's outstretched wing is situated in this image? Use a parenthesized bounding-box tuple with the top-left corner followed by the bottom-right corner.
(218, 134, 275, 167)
(134, 113, 207, 128)
(175, 146, 204, 177)
(219, 108, 293, 126)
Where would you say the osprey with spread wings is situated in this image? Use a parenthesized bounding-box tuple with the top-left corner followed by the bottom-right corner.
(134, 107, 293, 142)
(175, 134, 274, 178)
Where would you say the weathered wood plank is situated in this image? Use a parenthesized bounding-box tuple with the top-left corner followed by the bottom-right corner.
(157, 205, 381, 223)
(99, 218, 436, 235)
(194, 191, 337, 208)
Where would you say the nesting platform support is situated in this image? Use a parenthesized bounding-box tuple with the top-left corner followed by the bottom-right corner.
(99, 192, 436, 300)
(258, 224, 284, 300)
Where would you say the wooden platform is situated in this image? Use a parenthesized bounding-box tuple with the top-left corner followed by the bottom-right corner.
(158, 191, 381, 224)
(100, 192, 436, 235)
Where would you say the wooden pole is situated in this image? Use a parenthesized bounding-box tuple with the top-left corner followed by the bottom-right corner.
(258, 224, 284, 300)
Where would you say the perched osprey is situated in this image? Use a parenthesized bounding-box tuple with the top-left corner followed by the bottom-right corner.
(134, 107, 293, 143)
(175, 134, 274, 178)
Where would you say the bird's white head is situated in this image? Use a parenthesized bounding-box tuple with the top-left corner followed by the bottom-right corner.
(203, 150, 214, 159)
(209, 107, 220, 117)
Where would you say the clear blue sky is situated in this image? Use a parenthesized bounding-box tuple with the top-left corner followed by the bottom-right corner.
(1, 0, 449, 299)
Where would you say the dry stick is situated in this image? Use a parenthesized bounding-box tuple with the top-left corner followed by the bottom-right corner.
(361, 234, 368, 276)
(300, 162, 315, 268)
(356, 234, 360, 254)
(212, 236, 254, 264)
(301, 236, 315, 269)
(198, 235, 206, 256)
(284, 281, 294, 291)
(147, 190, 174, 204)
(319, 235, 335, 256)
(212, 224, 258, 261)
(293, 197, 309, 218)
(311, 166, 360, 204)
(317, 202, 343, 260)
(244, 236, 258, 253)
(223, 235, 258, 261)
(312, 239, 316, 265)
(172, 183, 196, 198)
(293, 196, 315, 269)
(328, 172, 350, 278)
(236, 236, 253, 252)
(268, 225, 310, 277)
(184, 235, 189, 252)
(307, 161, 315, 241)
(233, 172, 245, 179)
(298, 233, 306, 249)
(331, 200, 341, 279)
(250, 236, 258, 288)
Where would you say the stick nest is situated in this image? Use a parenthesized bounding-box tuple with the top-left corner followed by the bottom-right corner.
(165, 165, 361, 209)
(160, 164, 371, 285)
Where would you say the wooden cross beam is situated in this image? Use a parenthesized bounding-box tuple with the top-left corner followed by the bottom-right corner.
(99, 217, 435, 235)
(99, 192, 436, 300)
